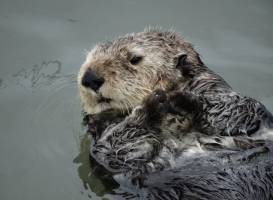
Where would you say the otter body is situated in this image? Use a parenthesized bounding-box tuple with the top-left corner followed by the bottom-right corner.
(87, 92, 273, 200)
(78, 28, 273, 199)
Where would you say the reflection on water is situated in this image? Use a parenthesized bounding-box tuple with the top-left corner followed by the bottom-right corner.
(73, 133, 119, 198)
(10, 60, 76, 91)
(12, 60, 62, 87)
(0, 60, 77, 94)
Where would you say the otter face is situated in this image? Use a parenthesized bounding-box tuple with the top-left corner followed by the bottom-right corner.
(78, 28, 202, 114)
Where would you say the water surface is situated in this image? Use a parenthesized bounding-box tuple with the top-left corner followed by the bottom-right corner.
(0, 0, 272, 199)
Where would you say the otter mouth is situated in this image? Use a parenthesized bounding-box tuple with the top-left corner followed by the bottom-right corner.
(97, 95, 112, 103)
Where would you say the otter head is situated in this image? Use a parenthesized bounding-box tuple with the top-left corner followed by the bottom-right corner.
(78, 28, 203, 114)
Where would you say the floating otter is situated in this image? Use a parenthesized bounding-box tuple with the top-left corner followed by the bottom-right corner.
(78, 28, 273, 138)
(78, 28, 273, 199)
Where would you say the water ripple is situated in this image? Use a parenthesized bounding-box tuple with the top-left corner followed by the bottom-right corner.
(0, 60, 76, 92)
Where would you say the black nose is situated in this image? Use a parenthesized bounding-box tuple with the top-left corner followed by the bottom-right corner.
(81, 70, 104, 92)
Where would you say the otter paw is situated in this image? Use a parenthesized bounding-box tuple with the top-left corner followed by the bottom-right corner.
(143, 89, 168, 114)
(168, 91, 201, 114)
(87, 110, 121, 137)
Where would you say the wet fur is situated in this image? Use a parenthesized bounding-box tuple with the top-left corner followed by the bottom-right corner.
(87, 91, 273, 200)
(79, 28, 273, 199)
(173, 60, 273, 137)
(78, 28, 273, 137)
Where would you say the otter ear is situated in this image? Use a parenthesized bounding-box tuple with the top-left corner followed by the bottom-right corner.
(174, 53, 195, 78)
(174, 53, 187, 68)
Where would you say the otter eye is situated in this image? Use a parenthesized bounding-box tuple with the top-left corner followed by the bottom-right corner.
(130, 56, 142, 65)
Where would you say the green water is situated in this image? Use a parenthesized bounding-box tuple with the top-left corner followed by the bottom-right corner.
(0, 0, 272, 199)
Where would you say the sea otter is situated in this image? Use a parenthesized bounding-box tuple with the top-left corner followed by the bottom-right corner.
(77, 28, 273, 199)
(78, 28, 273, 139)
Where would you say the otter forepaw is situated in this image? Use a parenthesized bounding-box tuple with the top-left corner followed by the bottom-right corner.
(168, 91, 201, 114)
(87, 109, 124, 138)
(143, 89, 168, 114)
(132, 89, 169, 125)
